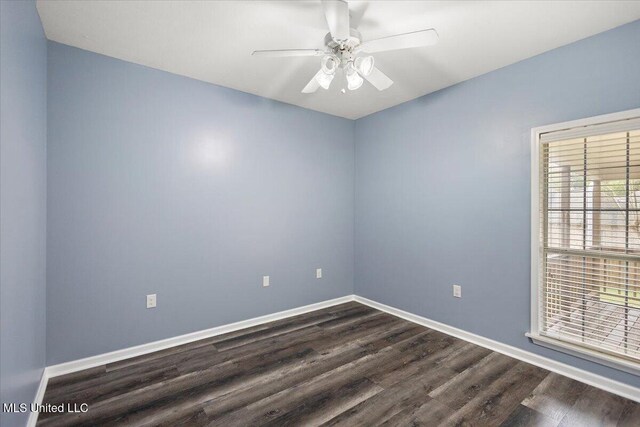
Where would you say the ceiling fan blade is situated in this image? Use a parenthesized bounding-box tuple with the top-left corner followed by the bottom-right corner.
(252, 49, 324, 57)
(359, 29, 438, 53)
(364, 66, 393, 91)
(322, 0, 350, 41)
(302, 72, 321, 93)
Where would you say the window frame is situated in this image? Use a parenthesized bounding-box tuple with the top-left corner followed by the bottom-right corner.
(528, 108, 640, 375)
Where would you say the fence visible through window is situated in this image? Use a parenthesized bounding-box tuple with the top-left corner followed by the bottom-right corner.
(541, 129, 640, 361)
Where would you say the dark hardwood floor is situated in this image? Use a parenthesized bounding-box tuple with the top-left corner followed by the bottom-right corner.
(38, 302, 640, 426)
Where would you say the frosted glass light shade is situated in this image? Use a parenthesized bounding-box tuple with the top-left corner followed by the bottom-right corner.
(355, 56, 374, 76)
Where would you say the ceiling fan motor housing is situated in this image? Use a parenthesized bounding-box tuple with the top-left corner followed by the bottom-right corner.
(324, 28, 361, 67)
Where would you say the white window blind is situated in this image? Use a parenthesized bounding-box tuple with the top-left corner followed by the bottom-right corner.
(537, 116, 640, 366)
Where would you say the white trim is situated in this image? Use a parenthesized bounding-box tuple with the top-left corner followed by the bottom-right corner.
(46, 295, 355, 378)
(526, 333, 640, 376)
(532, 108, 640, 137)
(26, 369, 49, 427)
(40, 293, 639, 406)
(354, 295, 640, 403)
(539, 116, 640, 143)
(529, 108, 640, 374)
(531, 124, 541, 336)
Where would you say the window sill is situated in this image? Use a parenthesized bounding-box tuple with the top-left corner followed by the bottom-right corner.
(525, 333, 640, 376)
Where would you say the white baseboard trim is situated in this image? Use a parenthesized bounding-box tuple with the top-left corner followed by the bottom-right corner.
(26, 368, 49, 427)
(46, 295, 355, 378)
(42, 293, 639, 404)
(354, 295, 640, 403)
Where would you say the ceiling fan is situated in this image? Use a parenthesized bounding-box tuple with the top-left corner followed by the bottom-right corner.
(251, 0, 438, 93)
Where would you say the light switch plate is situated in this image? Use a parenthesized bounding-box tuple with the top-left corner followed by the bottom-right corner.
(263, 276, 270, 287)
(146, 294, 157, 308)
(453, 285, 462, 298)
(316, 268, 322, 279)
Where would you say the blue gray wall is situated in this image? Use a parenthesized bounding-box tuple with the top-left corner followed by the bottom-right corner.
(46, 42, 355, 364)
(0, 1, 48, 426)
(354, 20, 640, 387)
(6, 3, 638, 398)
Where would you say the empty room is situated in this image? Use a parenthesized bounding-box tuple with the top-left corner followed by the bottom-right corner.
(2, 1, 640, 426)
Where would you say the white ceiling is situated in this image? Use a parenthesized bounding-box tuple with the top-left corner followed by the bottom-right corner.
(36, 1, 640, 120)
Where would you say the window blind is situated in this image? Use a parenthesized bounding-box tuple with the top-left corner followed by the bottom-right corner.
(538, 119, 640, 364)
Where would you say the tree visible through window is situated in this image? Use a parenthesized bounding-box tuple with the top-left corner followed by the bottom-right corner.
(541, 128, 640, 362)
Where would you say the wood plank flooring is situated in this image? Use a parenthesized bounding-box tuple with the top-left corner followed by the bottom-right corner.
(38, 302, 640, 426)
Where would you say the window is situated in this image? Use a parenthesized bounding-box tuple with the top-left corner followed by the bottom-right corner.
(530, 109, 640, 374)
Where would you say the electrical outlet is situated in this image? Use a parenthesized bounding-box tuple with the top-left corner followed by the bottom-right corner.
(146, 294, 157, 308)
(316, 268, 322, 279)
(453, 285, 462, 298)
(263, 276, 270, 287)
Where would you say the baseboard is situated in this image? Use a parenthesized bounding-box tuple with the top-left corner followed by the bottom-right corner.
(26, 368, 49, 427)
(46, 295, 355, 378)
(43, 293, 639, 404)
(354, 295, 640, 403)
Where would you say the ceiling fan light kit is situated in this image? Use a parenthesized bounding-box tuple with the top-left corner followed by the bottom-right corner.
(315, 67, 335, 90)
(355, 56, 374, 77)
(345, 62, 364, 90)
(321, 54, 339, 74)
(251, 0, 439, 94)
